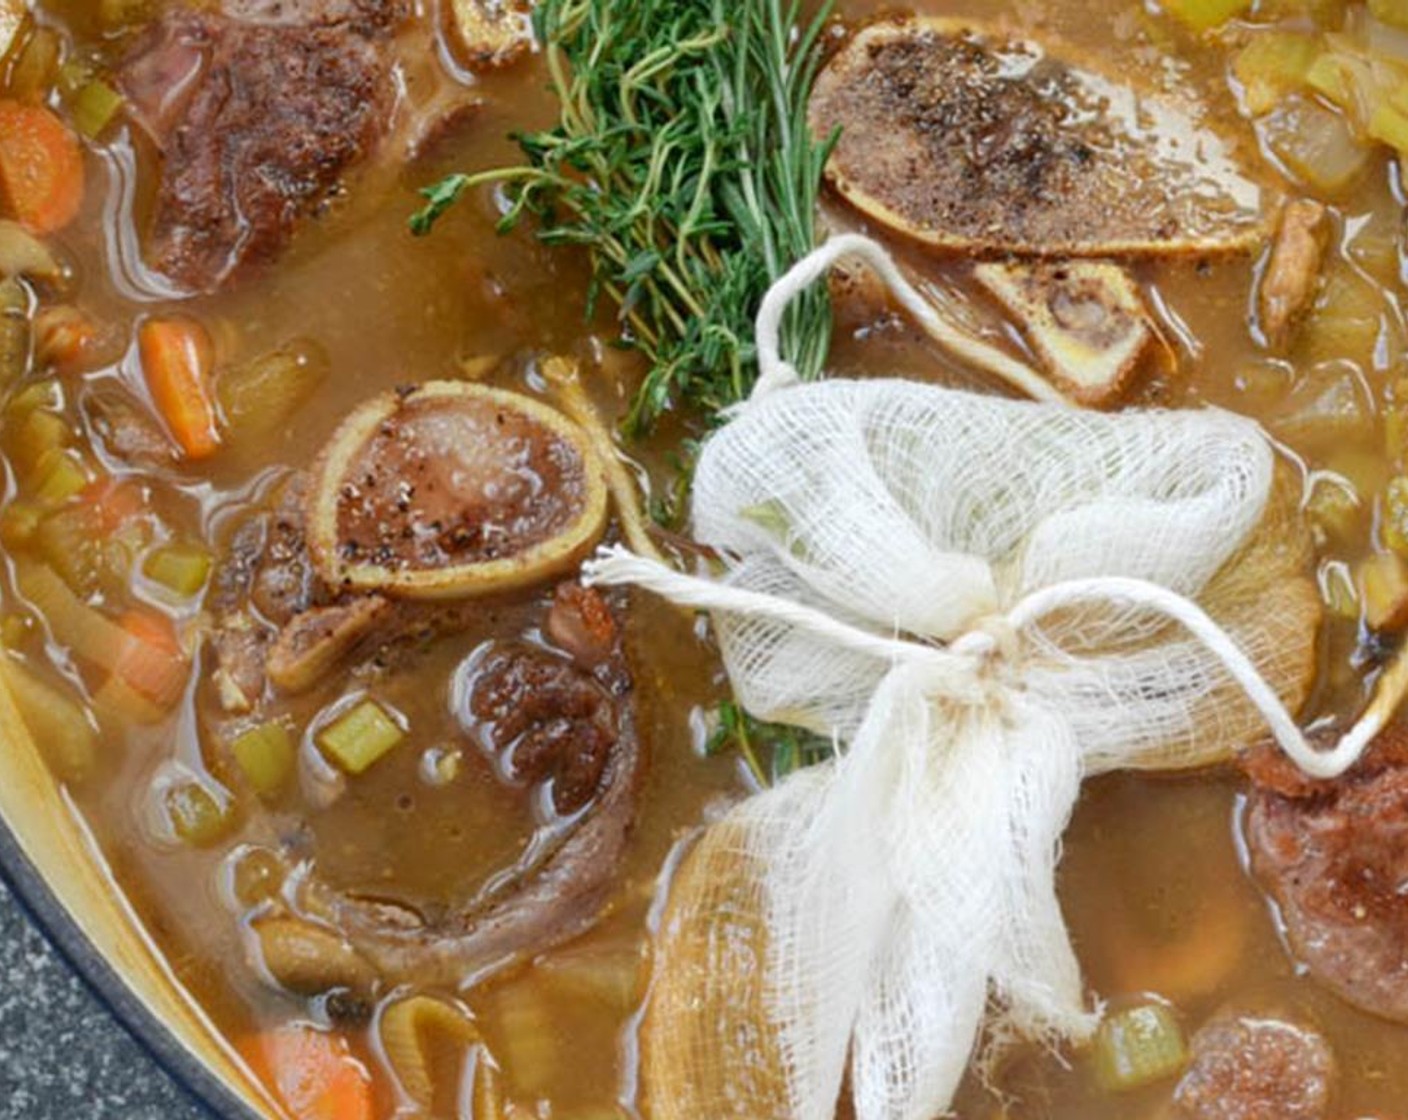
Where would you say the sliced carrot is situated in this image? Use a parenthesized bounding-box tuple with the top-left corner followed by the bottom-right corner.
(240, 1024, 375, 1120)
(0, 100, 84, 234)
(110, 607, 189, 710)
(137, 317, 221, 460)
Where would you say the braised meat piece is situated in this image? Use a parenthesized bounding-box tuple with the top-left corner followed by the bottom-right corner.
(1243, 725, 1408, 1021)
(303, 586, 644, 987)
(468, 642, 620, 815)
(120, 0, 406, 292)
(209, 472, 476, 704)
(1173, 1016, 1335, 1120)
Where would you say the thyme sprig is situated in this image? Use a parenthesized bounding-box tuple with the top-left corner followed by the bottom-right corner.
(412, 0, 836, 433)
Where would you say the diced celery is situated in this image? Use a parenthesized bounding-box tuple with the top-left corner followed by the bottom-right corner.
(1307, 50, 1353, 106)
(55, 58, 90, 98)
(232, 721, 295, 799)
(0, 501, 42, 549)
(0, 220, 62, 284)
(1369, 100, 1408, 151)
(5, 378, 61, 419)
(164, 779, 234, 847)
(317, 699, 405, 775)
(0, 275, 24, 316)
(1309, 40, 1382, 127)
(35, 505, 104, 594)
(1385, 476, 1408, 555)
(1372, 0, 1408, 30)
(1161, 0, 1251, 32)
(0, 277, 28, 388)
(97, 0, 160, 29)
(11, 409, 72, 476)
(142, 542, 212, 598)
(7, 25, 59, 104)
(69, 78, 123, 140)
(1361, 551, 1408, 630)
(1233, 33, 1319, 115)
(30, 449, 92, 507)
(1092, 1003, 1187, 1093)
(3, 656, 98, 782)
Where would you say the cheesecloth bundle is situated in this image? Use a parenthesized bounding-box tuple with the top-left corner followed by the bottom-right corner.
(582, 235, 1360, 1120)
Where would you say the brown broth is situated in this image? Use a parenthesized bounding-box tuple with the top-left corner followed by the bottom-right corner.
(5, 1, 1408, 1118)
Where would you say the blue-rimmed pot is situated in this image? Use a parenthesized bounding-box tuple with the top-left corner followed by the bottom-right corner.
(0, 675, 270, 1119)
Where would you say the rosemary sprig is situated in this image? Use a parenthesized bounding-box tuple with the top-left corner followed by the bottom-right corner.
(411, 0, 836, 433)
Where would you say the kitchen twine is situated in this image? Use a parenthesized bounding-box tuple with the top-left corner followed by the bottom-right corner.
(585, 234, 1399, 780)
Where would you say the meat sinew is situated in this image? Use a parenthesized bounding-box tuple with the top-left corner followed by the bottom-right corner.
(1173, 1015, 1335, 1120)
(120, 0, 406, 292)
(1243, 725, 1408, 1022)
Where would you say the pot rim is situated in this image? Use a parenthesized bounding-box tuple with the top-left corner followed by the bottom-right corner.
(0, 815, 258, 1120)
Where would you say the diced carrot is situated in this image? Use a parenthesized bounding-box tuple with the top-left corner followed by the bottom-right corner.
(0, 100, 84, 234)
(240, 1024, 375, 1120)
(110, 607, 189, 709)
(137, 317, 221, 460)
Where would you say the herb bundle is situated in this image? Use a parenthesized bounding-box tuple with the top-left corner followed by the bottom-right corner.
(412, 0, 836, 433)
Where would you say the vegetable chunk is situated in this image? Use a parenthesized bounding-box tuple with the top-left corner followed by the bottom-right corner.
(0, 101, 84, 234)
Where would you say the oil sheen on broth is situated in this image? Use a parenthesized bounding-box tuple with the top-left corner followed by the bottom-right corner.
(2, 0, 1408, 1118)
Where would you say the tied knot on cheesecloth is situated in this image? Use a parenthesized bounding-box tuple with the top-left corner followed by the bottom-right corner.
(582, 234, 1382, 1120)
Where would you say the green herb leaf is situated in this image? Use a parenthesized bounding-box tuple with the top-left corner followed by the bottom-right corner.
(709, 700, 833, 787)
(410, 173, 473, 237)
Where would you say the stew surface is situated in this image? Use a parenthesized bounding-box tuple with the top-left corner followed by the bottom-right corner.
(3, 0, 1408, 1117)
